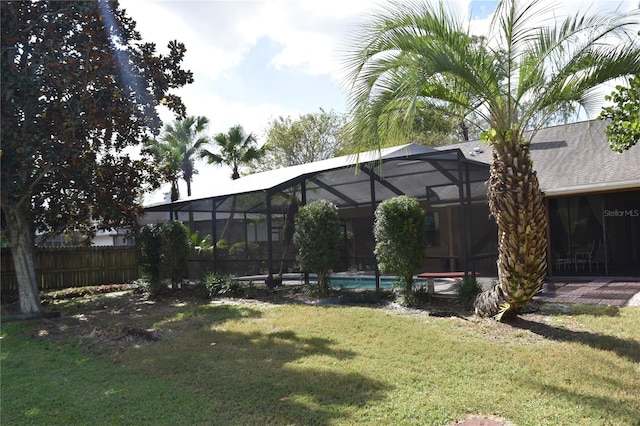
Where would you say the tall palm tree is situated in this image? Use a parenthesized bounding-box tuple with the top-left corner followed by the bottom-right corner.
(145, 116, 210, 201)
(200, 124, 264, 180)
(344, 0, 640, 317)
(200, 125, 265, 240)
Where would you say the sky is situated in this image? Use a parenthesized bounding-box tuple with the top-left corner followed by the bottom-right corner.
(118, 0, 638, 204)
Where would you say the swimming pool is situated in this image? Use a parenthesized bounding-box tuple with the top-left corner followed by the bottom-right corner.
(329, 275, 449, 289)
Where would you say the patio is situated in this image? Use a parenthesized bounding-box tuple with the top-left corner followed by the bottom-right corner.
(535, 278, 640, 307)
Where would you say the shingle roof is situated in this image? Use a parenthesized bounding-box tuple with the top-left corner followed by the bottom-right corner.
(439, 120, 640, 196)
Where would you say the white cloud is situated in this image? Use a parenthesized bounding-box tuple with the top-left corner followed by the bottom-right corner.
(121, 0, 258, 82)
(124, 0, 638, 206)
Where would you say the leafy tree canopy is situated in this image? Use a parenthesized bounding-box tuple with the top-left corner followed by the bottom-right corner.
(599, 75, 640, 152)
(1, 0, 192, 239)
(256, 108, 347, 171)
(1, 0, 192, 314)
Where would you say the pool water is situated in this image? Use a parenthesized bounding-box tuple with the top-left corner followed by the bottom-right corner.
(329, 276, 444, 289)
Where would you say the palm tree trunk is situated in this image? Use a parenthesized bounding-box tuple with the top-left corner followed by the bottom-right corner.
(170, 180, 179, 202)
(475, 132, 548, 317)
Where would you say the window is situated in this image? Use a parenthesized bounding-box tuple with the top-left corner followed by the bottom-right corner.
(426, 211, 440, 247)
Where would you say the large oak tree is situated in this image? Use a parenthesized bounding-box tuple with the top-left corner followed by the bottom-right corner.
(1, 1, 192, 315)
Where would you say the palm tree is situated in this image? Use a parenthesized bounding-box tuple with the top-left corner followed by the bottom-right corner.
(145, 116, 210, 201)
(200, 125, 265, 241)
(344, 0, 640, 317)
(200, 124, 264, 180)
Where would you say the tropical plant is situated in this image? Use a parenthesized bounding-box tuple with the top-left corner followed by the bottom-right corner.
(373, 196, 427, 304)
(293, 199, 342, 295)
(195, 272, 229, 299)
(195, 272, 248, 298)
(188, 229, 213, 254)
(1, 1, 192, 314)
(344, 0, 640, 317)
(453, 276, 483, 308)
(200, 125, 265, 241)
(200, 125, 264, 180)
(599, 74, 640, 152)
(145, 116, 210, 200)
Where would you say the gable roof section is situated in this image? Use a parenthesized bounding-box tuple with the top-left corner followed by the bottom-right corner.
(439, 120, 640, 196)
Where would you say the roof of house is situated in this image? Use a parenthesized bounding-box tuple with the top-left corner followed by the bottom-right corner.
(439, 119, 640, 197)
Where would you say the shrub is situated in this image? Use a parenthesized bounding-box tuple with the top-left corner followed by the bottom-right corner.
(293, 199, 342, 295)
(195, 273, 245, 299)
(374, 196, 427, 303)
(137, 224, 164, 296)
(160, 221, 190, 289)
(229, 241, 262, 259)
(137, 221, 190, 296)
(188, 230, 213, 254)
(453, 276, 482, 307)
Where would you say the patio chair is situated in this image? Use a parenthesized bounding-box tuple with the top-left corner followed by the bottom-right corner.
(575, 240, 596, 272)
(553, 251, 571, 271)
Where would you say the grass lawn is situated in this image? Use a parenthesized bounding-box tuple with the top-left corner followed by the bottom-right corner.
(2, 289, 639, 425)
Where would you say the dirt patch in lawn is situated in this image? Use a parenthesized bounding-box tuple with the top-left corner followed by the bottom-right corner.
(15, 283, 595, 356)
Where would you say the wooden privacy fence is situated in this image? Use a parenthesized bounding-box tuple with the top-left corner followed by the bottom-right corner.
(1, 246, 138, 295)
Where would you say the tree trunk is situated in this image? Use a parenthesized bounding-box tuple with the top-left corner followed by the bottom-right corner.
(3, 203, 43, 315)
(317, 270, 329, 295)
(476, 131, 548, 317)
(474, 283, 506, 318)
(277, 200, 299, 278)
(170, 180, 180, 202)
(218, 195, 237, 243)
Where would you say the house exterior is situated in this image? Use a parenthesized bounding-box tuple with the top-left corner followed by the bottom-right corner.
(35, 228, 134, 247)
(442, 119, 640, 277)
(142, 119, 640, 280)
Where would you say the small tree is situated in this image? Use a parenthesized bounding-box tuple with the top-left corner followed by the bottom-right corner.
(137, 221, 190, 296)
(293, 200, 342, 295)
(137, 224, 163, 296)
(160, 221, 190, 289)
(374, 196, 427, 302)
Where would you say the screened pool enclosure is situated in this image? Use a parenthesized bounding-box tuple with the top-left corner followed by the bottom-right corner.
(142, 143, 497, 286)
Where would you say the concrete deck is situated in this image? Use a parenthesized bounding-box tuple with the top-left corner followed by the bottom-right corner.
(535, 278, 640, 307)
(239, 274, 640, 307)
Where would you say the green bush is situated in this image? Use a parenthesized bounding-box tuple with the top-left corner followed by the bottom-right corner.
(137, 221, 190, 296)
(195, 273, 246, 299)
(160, 221, 190, 289)
(293, 199, 342, 295)
(374, 196, 427, 303)
(137, 224, 164, 296)
(453, 276, 482, 307)
(229, 241, 262, 259)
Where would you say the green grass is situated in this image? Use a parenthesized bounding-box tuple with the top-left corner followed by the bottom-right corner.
(2, 297, 639, 425)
